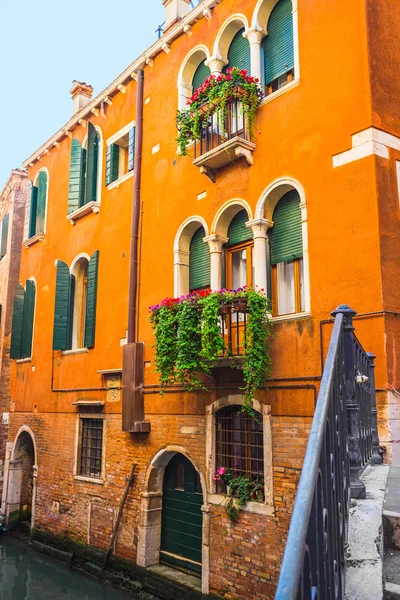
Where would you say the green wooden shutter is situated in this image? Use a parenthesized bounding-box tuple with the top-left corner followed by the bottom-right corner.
(24, 182, 33, 241)
(36, 171, 47, 234)
(0, 214, 9, 259)
(227, 209, 252, 246)
(189, 227, 210, 291)
(269, 190, 302, 265)
(84, 250, 99, 348)
(224, 28, 251, 73)
(21, 280, 36, 359)
(66, 274, 75, 350)
(10, 284, 25, 359)
(53, 260, 71, 351)
(192, 60, 211, 91)
(85, 123, 99, 204)
(128, 127, 136, 171)
(262, 0, 294, 85)
(105, 144, 119, 185)
(30, 186, 38, 238)
(68, 139, 84, 214)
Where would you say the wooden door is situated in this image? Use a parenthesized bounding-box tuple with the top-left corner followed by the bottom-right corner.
(160, 454, 203, 575)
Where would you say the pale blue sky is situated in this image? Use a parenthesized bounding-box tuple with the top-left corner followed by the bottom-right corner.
(0, 0, 168, 184)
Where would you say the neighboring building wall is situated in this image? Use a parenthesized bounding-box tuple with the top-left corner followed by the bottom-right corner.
(5, 0, 400, 598)
(0, 169, 27, 507)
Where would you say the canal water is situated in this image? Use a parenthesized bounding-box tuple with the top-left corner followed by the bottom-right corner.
(0, 536, 157, 600)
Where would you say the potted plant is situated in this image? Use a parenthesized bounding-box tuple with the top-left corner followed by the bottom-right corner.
(213, 467, 265, 525)
(176, 68, 264, 156)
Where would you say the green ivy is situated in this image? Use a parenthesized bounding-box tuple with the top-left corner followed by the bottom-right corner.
(200, 293, 225, 362)
(175, 300, 203, 390)
(149, 305, 178, 388)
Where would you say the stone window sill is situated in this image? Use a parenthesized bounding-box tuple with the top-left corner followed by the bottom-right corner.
(259, 78, 300, 108)
(16, 357, 32, 364)
(208, 493, 274, 516)
(272, 312, 311, 324)
(74, 475, 104, 485)
(107, 170, 134, 190)
(67, 201, 100, 225)
(24, 233, 45, 248)
(62, 348, 89, 356)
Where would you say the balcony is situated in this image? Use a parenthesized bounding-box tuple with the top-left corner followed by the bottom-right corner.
(217, 301, 248, 365)
(193, 97, 256, 182)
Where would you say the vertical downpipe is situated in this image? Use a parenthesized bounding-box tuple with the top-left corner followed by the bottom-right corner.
(122, 68, 150, 433)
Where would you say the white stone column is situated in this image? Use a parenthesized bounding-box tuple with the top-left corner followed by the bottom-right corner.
(243, 27, 265, 82)
(205, 55, 228, 76)
(204, 234, 228, 291)
(174, 249, 190, 297)
(246, 218, 273, 292)
(178, 81, 193, 111)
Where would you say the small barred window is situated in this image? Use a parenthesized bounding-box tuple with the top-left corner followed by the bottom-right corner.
(79, 418, 103, 479)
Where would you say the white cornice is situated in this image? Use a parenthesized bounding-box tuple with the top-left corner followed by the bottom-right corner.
(22, 0, 222, 168)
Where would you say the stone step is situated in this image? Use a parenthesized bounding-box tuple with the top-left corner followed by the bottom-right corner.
(383, 465, 400, 551)
(384, 581, 400, 600)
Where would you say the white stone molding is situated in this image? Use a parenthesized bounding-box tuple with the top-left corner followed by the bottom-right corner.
(177, 45, 211, 110)
(246, 218, 273, 291)
(205, 54, 228, 75)
(203, 234, 229, 291)
(243, 26, 265, 81)
(173, 215, 209, 296)
(332, 127, 400, 168)
(213, 14, 249, 66)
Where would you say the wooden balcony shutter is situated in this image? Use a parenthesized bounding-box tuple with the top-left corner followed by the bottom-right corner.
(189, 227, 210, 291)
(85, 122, 99, 204)
(227, 209, 252, 246)
(224, 28, 251, 74)
(192, 60, 210, 91)
(36, 170, 47, 234)
(10, 283, 25, 359)
(128, 127, 136, 172)
(262, 0, 294, 85)
(84, 250, 99, 348)
(24, 181, 33, 241)
(105, 144, 119, 185)
(21, 280, 36, 359)
(53, 260, 71, 350)
(0, 214, 9, 259)
(269, 190, 302, 265)
(66, 274, 75, 350)
(68, 139, 85, 214)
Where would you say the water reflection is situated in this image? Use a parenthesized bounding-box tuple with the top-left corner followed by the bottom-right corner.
(0, 537, 132, 600)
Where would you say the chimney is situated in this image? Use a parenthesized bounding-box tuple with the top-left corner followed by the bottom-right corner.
(163, 0, 191, 29)
(70, 80, 93, 115)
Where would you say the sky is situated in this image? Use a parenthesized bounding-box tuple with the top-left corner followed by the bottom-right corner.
(0, 0, 168, 185)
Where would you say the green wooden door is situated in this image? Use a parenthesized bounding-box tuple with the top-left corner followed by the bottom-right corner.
(160, 454, 203, 575)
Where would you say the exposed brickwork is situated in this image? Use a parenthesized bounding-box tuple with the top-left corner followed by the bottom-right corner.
(0, 170, 27, 503)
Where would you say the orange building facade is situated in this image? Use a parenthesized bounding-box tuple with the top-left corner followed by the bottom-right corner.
(4, 0, 400, 598)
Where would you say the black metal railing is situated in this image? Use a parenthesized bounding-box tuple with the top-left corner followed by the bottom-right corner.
(275, 304, 382, 600)
(193, 96, 251, 159)
(219, 304, 248, 357)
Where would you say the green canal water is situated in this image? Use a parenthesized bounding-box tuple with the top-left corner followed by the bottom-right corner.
(0, 536, 152, 600)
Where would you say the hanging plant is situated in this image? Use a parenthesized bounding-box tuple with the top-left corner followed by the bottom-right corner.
(176, 68, 264, 156)
(149, 287, 272, 398)
(213, 467, 265, 525)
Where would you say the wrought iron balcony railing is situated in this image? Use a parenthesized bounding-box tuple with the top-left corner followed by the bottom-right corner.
(219, 303, 248, 358)
(275, 304, 382, 600)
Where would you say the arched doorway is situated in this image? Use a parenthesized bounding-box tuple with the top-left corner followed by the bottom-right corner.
(160, 453, 203, 575)
(6, 429, 36, 529)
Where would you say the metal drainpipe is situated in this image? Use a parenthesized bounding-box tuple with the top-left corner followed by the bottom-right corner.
(122, 68, 150, 433)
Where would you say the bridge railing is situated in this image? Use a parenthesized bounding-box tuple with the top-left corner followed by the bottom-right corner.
(275, 304, 381, 600)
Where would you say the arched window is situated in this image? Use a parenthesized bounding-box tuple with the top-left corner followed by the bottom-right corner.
(215, 405, 264, 493)
(226, 209, 253, 288)
(262, 0, 294, 95)
(68, 122, 100, 215)
(10, 279, 36, 359)
(269, 189, 304, 316)
(53, 251, 99, 351)
(192, 59, 210, 92)
(223, 28, 251, 73)
(189, 226, 210, 292)
(24, 170, 48, 241)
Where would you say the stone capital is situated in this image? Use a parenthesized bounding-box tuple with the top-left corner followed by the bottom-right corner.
(246, 218, 273, 238)
(205, 55, 228, 75)
(204, 234, 229, 253)
(243, 26, 265, 45)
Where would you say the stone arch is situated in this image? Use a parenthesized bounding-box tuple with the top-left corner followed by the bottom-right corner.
(211, 198, 253, 237)
(82, 124, 104, 205)
(137, 445, 210, 594)
(69, 253, 90, 349)
(173, 216, 209, 297)
(177, 45, 211, 110)
(6, 427, 38, 530)
(251, 0, 281, 32)
(213, 14, 249, 64)
(255, 177, 310, 313)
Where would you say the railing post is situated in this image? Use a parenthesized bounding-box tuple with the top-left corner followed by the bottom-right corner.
(367, 352, 383, 464)
(331, 304, 366, 499)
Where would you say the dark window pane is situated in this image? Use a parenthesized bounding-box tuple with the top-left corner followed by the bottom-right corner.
(79, 418, 103, 478)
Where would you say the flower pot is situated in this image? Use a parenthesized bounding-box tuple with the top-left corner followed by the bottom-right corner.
(238, 298, 248, 311)
(221, 304, 232, 315)
(232, 298, 240, 311)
